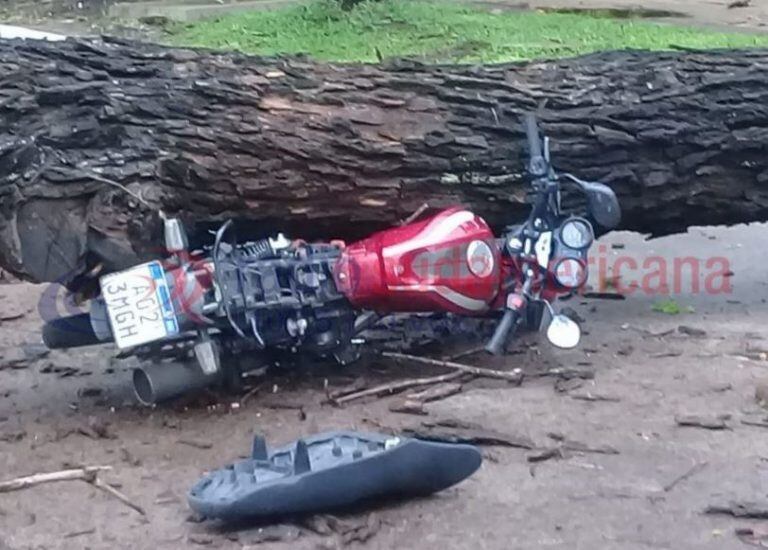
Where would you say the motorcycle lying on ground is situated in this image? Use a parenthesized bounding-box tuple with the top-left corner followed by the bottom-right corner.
(42, 115, 621, 404)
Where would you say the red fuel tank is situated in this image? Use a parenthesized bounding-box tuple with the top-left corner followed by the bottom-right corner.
(333, 207, 502, 315)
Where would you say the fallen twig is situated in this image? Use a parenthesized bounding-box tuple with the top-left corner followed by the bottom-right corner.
(64, 528, 96, 539)
(403, 418, 536, 449)
(705, 501, 768, 519)
(569, 391, 621, 403)
(547, 433, 619, 455)
(328, 378, 369, 400)
(527, 447, 565, 463)
(675, 414, 730, 430)
(400, 203, 429, 225)
(383, 352, 523, 383)
(389, 383, 463, 415)
(650, 351, 683, 358)
(534, 367, 595, 380)
(663, 461, 708, 492)
(389, 400, 427, 415)
(0, 466, 111, 492)
(445, 346, 485, 361)
(561, 440, 619, 455)
(333, 371, 464, 405)
(0, 466, 145, 516)
(407, 382, 463, 402)
(91, 477, 146, 516)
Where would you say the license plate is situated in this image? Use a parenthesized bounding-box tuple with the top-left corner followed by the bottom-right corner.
(100, 262, 179, 349)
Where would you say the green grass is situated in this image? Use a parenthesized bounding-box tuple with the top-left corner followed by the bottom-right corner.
(652, 299, 695, 315)
(167, 0, 768, 63)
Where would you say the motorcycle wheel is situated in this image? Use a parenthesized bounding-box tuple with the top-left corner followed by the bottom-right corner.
(42, 313, 103, 349)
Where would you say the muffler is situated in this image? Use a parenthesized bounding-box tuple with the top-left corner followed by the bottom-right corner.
(133, 361, 221, 405)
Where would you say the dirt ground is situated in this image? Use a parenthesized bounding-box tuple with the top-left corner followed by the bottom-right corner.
(1, 222, 768, 550)
(3, 1, 768, 549)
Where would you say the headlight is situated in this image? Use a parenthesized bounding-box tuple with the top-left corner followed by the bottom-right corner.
(560, 218, 593, 250)
(554, 258, 587, 288)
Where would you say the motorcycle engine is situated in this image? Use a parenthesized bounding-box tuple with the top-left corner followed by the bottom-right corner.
(212, 236, 356, 357)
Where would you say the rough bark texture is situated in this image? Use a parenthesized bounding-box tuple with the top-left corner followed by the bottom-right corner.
(2, 37, 768, 284)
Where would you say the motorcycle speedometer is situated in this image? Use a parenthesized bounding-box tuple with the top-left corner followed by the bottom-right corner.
(554, 258, 587, 288)
(560, 218, 593, 250)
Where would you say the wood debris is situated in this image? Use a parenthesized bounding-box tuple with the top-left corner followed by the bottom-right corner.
(332, 371, 464, 406)
(402, 418, 536, 449)
(389, 400, 427, 415)
(407, 382, 463, 402)
(527, 447, 565, 463)
(569, 391, 621, 403)
(383, 352, 523, 383)
(0, 466, 145, 516)
(554, 378, 584, 393)
(663, 461, 708, 492)
(650, 351, 683, 358)
(389, 383, 463, 415)
(547, 432, 620, 455)
(705, 501, 768, 519)
(675, 414, 730, 430)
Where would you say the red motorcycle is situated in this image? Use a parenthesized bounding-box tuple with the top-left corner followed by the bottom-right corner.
(42, 116, 620, 404)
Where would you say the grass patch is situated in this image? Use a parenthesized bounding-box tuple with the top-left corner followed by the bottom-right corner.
(652, 299, 695, 315)
(167, 0, 768, 63)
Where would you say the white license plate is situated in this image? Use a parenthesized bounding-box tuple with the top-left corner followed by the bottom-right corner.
(100, 261, 179, 349)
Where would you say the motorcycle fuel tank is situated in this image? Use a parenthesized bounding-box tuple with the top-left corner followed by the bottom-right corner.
(334, 207, 501, 315)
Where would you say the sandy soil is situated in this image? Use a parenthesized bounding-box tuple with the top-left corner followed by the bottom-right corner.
(1, 223, 767, 549)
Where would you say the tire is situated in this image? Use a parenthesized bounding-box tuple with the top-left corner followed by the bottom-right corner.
(42, 313, 103, 349)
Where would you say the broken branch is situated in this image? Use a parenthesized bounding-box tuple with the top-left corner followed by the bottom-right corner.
(382, 352, 523, 383)
(91, 477, 147, 517)
(333, 371, 465, 405)
(0, 466, 145, 516)
(0, 466, 111, 492)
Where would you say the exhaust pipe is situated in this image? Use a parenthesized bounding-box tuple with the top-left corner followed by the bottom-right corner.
(133, 361, 221, 405)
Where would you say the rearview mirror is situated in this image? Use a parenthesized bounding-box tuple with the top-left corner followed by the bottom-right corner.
(582, 181, 621, 230)
(546, 314, 581, 349)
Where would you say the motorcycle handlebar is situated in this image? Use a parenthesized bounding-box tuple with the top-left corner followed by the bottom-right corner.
(524, 113, 542, 160)
(485, 307, 521, 355)
(524, 114, 548, 178)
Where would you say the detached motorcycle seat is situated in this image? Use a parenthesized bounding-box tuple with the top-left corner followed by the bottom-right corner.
(188, 430, 482, 520)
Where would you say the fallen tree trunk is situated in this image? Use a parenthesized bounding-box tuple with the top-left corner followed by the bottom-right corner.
(1, 37, 768, 284)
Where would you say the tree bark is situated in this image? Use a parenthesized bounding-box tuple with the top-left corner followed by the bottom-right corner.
(1, 37, 768, 285)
